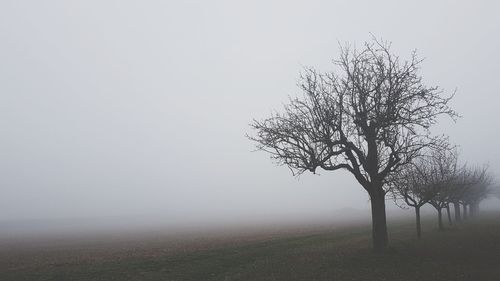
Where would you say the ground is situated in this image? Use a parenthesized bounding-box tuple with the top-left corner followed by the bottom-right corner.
(1, 214, 500, 281)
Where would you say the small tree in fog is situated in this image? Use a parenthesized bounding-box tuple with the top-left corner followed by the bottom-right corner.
(448, 170, 468, 223)
(448, 165, 489, 222)
(390, 155, 439, 238)
(460, 165, 492, 217)
(429, 193, 451, 230)
(426, 149, 460, 230)
(248, 38, 456, 252)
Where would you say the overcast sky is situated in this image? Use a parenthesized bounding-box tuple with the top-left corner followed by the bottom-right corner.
(1, 0, 499, 224)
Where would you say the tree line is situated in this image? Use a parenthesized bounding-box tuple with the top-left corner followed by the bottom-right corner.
(248, 37, 497, 252)
(389, 149, 494, 238)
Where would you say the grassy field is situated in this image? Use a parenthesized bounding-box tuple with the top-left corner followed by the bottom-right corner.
(1, 214, 500, 281)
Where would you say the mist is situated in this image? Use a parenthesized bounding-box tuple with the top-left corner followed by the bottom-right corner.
(1, 0, 500, 237)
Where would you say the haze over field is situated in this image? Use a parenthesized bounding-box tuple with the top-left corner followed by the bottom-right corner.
(1, 0, 499, 234)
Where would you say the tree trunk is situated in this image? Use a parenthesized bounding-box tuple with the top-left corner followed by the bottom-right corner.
(463, 204, 468, 220)
(470, 202, 478, 217)
(446, 205, 452, 225)
(454, 202, 461, 223)
(437, 208, 444, 230)
(415, 206, 422, 239)
(370, 190, 388, 253)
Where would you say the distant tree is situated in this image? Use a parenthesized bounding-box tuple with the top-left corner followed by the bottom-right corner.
(389, 155, 439, 238)
(448, 168, 469, 223)
(461, 166, 492, 217)
(445, 202, 453, 226)
(248, 38, 456, 252)
(426, 149, 460, 231)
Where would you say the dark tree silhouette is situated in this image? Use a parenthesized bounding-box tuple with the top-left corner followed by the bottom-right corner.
(248, 38, 456, 252)
(429, 194, 450, 230)
(461, 166, 492, 217)
(449, 165, 476, 222)
(390, 155, 439, 238)
(454, 200, 462, 222)
(463, 203, 469, 220)
(445, 203, 453, 226)
(448, 171, 467, 223)
(426, 150, 459, 231)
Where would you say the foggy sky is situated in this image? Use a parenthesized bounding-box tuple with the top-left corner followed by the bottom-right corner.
(1, 0, 499, 224)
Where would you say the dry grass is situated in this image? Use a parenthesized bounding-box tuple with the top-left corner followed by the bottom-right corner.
(1, 214, 500, 280)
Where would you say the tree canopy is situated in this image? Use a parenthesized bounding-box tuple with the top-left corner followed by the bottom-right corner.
(249, 38, 457, 251)
(250, 39, 456, 193)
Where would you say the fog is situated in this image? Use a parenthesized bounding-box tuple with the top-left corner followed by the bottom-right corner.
(1, 1, 499, 234)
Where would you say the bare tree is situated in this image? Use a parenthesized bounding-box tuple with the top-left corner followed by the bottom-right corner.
(445, 202, 453, 226)
(389, 155, 439, 238)
(461, 166, 492, 217)
(450, 165, 476, 221)
(248, 38, 456, 252)
(425, 149, 459, 230)
(448, 168, 469, 223)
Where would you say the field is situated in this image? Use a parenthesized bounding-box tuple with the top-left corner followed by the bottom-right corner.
(1, 214, 500, 281)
